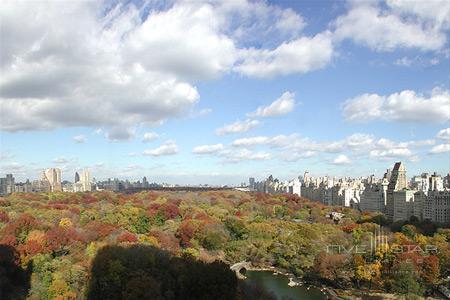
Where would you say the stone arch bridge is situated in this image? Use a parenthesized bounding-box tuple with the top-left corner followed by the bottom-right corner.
(230, 261, 251, 279)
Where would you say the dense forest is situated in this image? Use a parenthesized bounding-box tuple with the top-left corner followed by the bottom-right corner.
(0, 190, 448, 299)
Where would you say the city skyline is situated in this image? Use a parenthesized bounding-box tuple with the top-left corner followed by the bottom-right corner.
(1, 160, 448, 188)
(1, 0, 450, 185)
(2, 160, 449, 224)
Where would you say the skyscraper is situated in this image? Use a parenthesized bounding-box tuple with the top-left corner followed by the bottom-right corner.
(75, 172, 80, 183)
(386, 162, 406, 220)
(74, 169, 92, 192)
(44, 168, 62, 192)
(387, 162, 407, 191)
(249, 177, 255, 190)
(142, 176, 149, 188)
(429, 172, 444, 191)
(0, 174, 15, 195)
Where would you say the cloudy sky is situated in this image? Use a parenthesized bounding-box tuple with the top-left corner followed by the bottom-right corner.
(1, 0, 449, 185)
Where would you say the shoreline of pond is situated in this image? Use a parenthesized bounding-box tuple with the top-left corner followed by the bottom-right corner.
(239, 265, 335, 299)
(237, 264, 403, 300)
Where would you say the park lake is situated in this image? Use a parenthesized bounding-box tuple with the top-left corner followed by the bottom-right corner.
(245, 271, 327, 300)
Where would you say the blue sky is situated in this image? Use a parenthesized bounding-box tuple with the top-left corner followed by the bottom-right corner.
(1, 0, 449, 185)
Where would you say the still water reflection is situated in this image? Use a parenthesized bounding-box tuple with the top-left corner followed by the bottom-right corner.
(245, 271, 327, 300)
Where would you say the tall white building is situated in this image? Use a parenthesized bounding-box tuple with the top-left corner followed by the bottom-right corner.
(386, 162, 407, 221)
(411, 173, 430, 194)
(429, 173, 444, 192)
(73, 170, 92, 192)
(287, 177, 301, 196)
(44, 168, 62, 192)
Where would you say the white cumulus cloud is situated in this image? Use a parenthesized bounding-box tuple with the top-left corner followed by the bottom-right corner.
(143, 141, 179, 156)
(429, 144, 450, 154)
(220, 149, 272, 163)
(342, 88, 450, 123)
(232, 134, 297, 147)
(437, 128, 450, 140)
(192, 144, 224, 154)
(142, 132, 159, 143)
(216, 119, 260, 136)
(332, 154, 351, 165)
(0, 0, 334, 137)
(386, 0, 450, 30)
(0, 1, 200, 136)
(235, 32, 333, 78)
(248, 92, 296, 117)
(333, 2, 447, 52)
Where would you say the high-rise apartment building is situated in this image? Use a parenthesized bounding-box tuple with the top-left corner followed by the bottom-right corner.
(388, 162, 407, 191)
(429, 172, 444, 191)
(423, 191, 450, 224)
(0, 174, 15, 195)
(386, 162, 407, 221)
(44, 168, 62, 192)
(391, 190, 417, 222)
(15, 180, 32, 193)
(249, 177, 255, 190)
(74, 170, 92, 192)
(142, 176, 149, 188)
(412, 173, 430, 194)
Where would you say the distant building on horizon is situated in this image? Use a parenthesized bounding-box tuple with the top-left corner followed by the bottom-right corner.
(0, 174, 15, 195)
(249, 177, 255, 190)
(73, 170, 92, 192)
(43, 168, 62, 192)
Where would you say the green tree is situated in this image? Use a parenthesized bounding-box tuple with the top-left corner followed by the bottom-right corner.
(391, 262, 423, 297)
(401, 224, 417, 240)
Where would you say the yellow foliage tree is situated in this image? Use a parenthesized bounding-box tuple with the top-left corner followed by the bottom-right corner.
(59, 218, 73, 228)
(138, 235, 160, 247)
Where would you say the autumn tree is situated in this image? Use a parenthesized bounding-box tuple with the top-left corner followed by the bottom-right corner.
(314, 252, 352, 287)
(420, 255, 440, 288)
(390, 261, 423, 297)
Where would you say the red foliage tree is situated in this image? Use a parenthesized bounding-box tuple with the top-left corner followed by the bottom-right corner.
(81, 194, 98, 204)
(0, 235, 17, 247)
(341, 224, 358, 233)
(117, 231, 137, 243)
(160, 203, 180, 220)
(284, 193, 301, 203)
(176, 220, 196, 247)
(18, 239, 47, 257)
(147, 203, 161, 217)
(2, 213, 39, 240)
(421, 255, 440, 286)
(84, 221, 117, 241)
(145, 192, 159, 201)
(45, 226, 71, 252)
(48, 203, 69, 210)
(68, 194, 80, 204)
(0, 211, 9, 223)
(314, 252, 351, 283)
